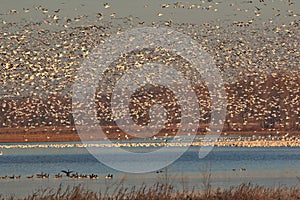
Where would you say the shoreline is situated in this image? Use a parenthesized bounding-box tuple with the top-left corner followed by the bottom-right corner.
(0, 130, 299, 147)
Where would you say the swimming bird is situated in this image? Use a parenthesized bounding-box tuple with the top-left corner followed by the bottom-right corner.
(105, 174, 113, 179)
(89, 174, 99, 179)
(9, 175, 15, 179)
(26, 175, 34, 179)
(54, 173, 62, 179)
(239, 168, 246, 171)
(36, 173, 49, 179)
(79, 174, 88, 178)
(70, 172, 79, 179)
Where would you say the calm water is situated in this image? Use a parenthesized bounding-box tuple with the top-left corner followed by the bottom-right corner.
(0, 142, 300, 197)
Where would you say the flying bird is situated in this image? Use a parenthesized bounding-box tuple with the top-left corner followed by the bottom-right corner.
(61, 169, 74, 177)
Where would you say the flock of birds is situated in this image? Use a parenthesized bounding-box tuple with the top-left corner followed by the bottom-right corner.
(0, 1, 299, 136)
(0, 169, 113, 180)
(0, 134, 299, 151)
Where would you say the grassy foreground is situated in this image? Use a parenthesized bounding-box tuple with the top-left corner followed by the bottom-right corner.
(1, 183, 300, 200)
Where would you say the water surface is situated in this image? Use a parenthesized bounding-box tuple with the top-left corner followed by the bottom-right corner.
(0, 142, 299, 197)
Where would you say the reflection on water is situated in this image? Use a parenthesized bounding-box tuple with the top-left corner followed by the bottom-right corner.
(0, 143, 300, 197)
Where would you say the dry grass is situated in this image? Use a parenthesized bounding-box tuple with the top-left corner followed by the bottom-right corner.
(1, 182, 300, 200)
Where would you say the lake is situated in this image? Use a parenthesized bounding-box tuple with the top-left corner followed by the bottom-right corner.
(0, 141, 300, 197)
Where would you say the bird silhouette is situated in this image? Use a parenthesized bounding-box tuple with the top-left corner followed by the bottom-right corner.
(61, 169, 73, 177)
